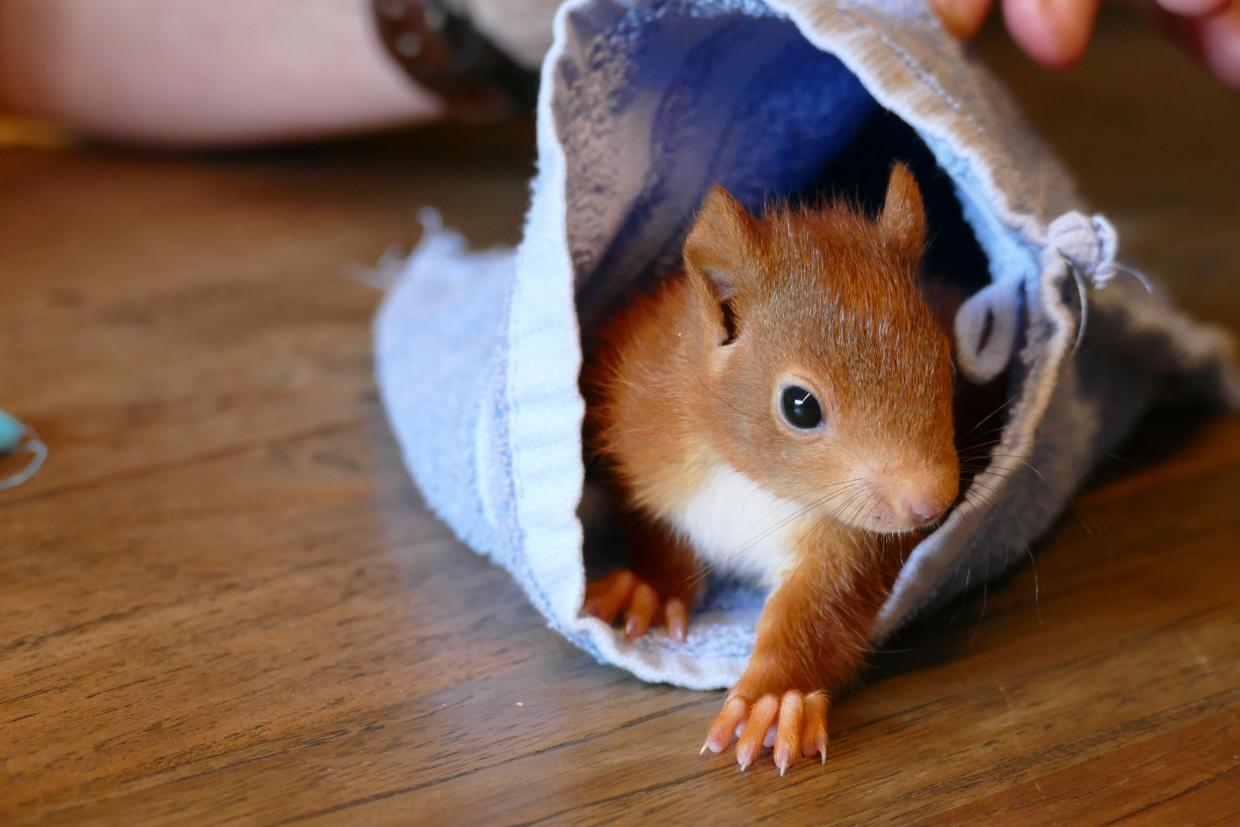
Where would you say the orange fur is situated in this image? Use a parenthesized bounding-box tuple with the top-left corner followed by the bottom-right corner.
(582, 165, 959, 768)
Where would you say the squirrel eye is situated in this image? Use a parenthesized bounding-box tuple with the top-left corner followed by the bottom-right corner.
(780, 386, 823, 430)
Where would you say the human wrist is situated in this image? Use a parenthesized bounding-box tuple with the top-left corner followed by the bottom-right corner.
(372, 0, 539, 117)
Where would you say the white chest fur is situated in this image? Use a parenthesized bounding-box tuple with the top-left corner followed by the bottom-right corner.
(668, 463, 805, 587)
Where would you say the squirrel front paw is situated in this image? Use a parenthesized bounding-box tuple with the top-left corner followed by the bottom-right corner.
(583, 568, 691, 642)
(701, 690, 829, 775)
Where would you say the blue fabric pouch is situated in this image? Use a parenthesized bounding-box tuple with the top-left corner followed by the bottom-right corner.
(375, 0, 1237, 689)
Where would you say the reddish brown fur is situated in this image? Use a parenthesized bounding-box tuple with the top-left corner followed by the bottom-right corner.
(582, 165, 959, 769)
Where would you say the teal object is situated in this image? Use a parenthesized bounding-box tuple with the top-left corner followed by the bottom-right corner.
(0, 409, 47, 490)
(0, 410, 24, 453)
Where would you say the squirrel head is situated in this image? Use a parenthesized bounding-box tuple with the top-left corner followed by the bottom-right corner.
(681, 164, 959, 534)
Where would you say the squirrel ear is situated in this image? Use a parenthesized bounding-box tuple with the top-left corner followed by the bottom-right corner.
(683, 186, 760, 303)
(878, 163, 926, 258)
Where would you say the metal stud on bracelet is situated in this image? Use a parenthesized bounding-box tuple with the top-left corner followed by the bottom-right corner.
(372, 0, 538, 118)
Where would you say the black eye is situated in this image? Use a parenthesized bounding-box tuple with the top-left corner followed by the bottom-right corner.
(780, 386, 823, 430)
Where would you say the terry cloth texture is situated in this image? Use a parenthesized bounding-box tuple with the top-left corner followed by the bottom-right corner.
(375, 0, 1238, 690)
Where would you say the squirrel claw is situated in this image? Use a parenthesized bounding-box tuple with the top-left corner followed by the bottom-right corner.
(801, 692, 830, 766)
(702, 690, 829, 773)
(584, 569, 691, 642)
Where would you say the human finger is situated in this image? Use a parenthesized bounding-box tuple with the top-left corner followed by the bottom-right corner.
(929, 0, 996, 40)
(1155, 0, 1230, 17)
(1002, 0, 1103, 68)
(1188, 2, 1240, 87)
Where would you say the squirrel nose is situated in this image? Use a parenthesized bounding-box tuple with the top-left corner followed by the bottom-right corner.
(875, 461, 960, 531)
(900, 489, 955, 527)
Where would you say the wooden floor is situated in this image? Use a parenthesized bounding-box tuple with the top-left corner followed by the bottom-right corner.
(3, 16, 1238, 826)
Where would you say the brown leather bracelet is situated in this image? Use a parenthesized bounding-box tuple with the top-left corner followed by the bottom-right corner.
(372, 0, 538, 119)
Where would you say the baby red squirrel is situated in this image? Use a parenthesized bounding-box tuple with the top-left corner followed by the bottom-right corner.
(582, 164, 959, 774)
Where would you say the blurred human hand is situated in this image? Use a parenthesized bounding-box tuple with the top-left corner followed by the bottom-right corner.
(0, 0, 442, 147)
(929, 0, 1240, 87)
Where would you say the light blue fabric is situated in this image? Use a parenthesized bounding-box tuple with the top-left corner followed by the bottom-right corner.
(375, 0, 1238, 689)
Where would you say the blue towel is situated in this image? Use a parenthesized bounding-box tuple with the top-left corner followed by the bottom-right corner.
(375, 0, 1238, 690)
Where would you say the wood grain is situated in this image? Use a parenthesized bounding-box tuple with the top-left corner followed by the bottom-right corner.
(2, 14, 1238, 825)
